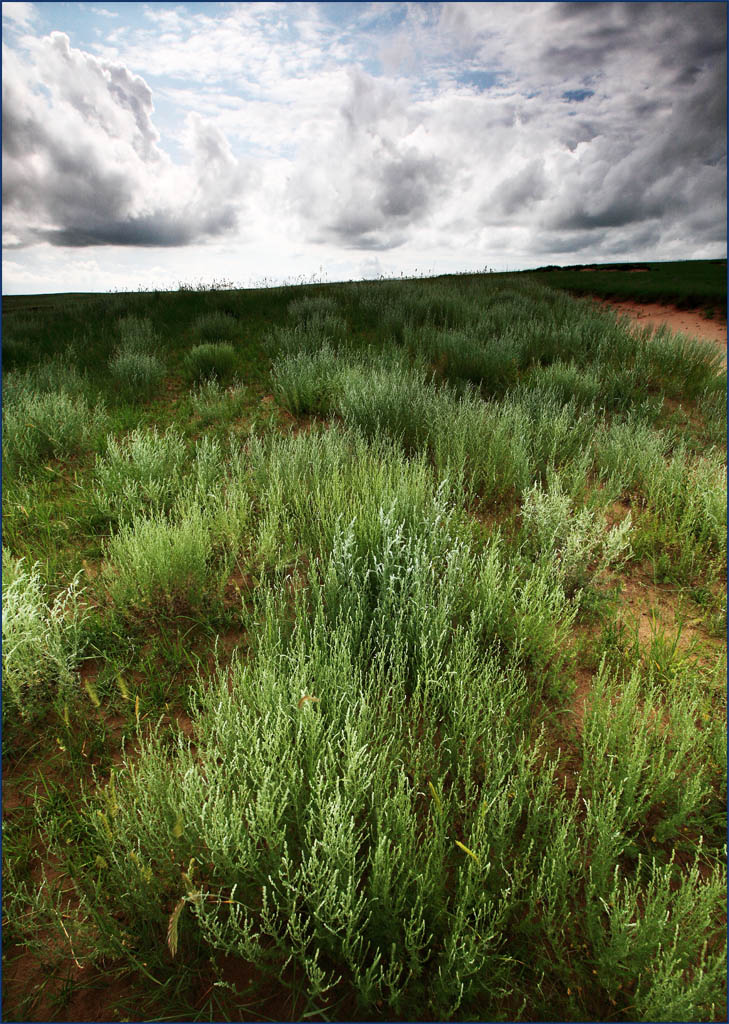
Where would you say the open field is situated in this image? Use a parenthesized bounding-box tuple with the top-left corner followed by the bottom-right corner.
(528, 259, 727, 315)
(2, 269, 727, 1022)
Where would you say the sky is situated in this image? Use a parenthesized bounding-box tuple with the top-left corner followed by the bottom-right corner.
(2, 1, 727, 294)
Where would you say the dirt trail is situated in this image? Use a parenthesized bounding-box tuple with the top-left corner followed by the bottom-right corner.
(592, 297, 727, 359)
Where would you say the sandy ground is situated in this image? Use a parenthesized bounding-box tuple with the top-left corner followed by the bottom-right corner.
(592, 297, 727, 357)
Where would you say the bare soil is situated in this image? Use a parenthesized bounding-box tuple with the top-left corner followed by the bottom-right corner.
(592, 297, 728, 357)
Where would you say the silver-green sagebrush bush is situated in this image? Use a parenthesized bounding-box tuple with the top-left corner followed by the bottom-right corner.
(64, 551, 726, 1020)
(338, 362, 441, 451)
(520, 474, 632, 597)
(118, 315, 159, 353)
(1, 549, 88, 727)
(92, 427, 226, 525)
(102, 505, 217, 613)
(595, 419, 727, 559)
(92, 426, 189, 523)
(108, 347, 165, 403)
(268, 312, 349, 358)
(286, 295, 348, 344)
(18, 355, 90, 398)
(582, 663, 721, 845)
(287, 294, 340, 320)
(247, 425, 453, 567)
(183, 342, 236, 382)
(271, 344, 344, 415)
(405, 324, 523, 391)
(2, 377, 108, 477)
(189, 375, 248, 424)
(99, 436, 242, 614)
(64, 576, 549, 1016)
(634, 325, 726, 398)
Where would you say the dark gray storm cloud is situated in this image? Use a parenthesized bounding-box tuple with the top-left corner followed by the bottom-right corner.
(285, 2, 726, 260)
(544, 49, 726, 238)
(546, 1, 727, 74)
(2, 32, 247, 248)
(33, 207, 238, 248)
(522, 1, 727, 256)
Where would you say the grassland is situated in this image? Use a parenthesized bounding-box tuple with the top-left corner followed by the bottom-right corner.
(528, 258, 727, 314)
(2, 268, 727, 1022)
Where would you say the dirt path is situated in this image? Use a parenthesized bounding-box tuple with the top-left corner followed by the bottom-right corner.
(592, 297, 727, 358)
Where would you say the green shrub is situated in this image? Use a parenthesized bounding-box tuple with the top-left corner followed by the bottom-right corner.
(92, 426, 189, 523)
(407, 325, 523, 391)
(1, 549, 88, 729)
(118, 316, 159, 353)
(248, 425, 457, 571)
(582, 663, 719, 845)
(519, 361, 605, 409)
(22, 355, 90, 397)
(520, 475, 632, 597)
(268, 313, 349, 358)
(191, 311, 240, 342)
(63, 580, 553, 1019)
(93, 428, 227, 526)
(102, 505, 217, 614)
(189, 376, 248, 424)
(595, 420, 727, 558)
(183, 343, 236, 382)
(338, 363, 440, 452)
(287, 295, 340, 322)
(2, 380, 108, 477)
(634, 326, 726, 399)
(696, 375, 728, 447)
(108, 348, 165, 403)
(272, 345, 345, 416)
(66, 535, 725, 1020)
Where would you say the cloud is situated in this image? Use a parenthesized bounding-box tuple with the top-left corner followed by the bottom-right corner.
(288, 68, 452, 250)
(2, 31, 251, 248)
(1, 2, 37, 29)
(432, 2, 726, 260)
(1, 1, 725, 280)
(543, 55, 727, 239)
(483, 158, 548, 219)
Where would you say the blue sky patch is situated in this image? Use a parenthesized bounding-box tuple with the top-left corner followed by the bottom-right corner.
(562, 89, 595, 103)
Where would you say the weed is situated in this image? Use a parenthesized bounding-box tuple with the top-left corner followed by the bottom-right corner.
(1, 549, 88, 733)
(2, 378, 108, 478)
(191, 311, 241, 342)
(102, 505, 219, 614)
(3, 267, 725, 1024)
(189, 376, 248, 425)
(183, 343, 237, 383)
(91, 426, 189, 524)
(108, 348, 165, 403)
(272, 344, 343, 416)
(118, 315, 159, 354)
(520, 473, 632, 598)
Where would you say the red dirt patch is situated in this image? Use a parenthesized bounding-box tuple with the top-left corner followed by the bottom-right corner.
(2, 950, 141, 1024)
(592, 297, 727, 357)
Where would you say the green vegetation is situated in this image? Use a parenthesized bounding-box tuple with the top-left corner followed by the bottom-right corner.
(528, 258, 727, 312)
(1, 550, 88, 735)
(183, 342, 237, 382)
(2, 268, 726, 1022)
